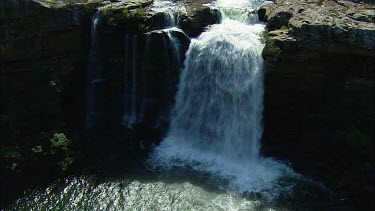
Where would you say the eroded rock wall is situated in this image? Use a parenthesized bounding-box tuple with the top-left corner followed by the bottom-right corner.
(259, 0, 374, 209)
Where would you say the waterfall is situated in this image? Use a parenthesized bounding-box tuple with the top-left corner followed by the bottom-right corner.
(131, 35, 137, 124)
(85, 11, 103, 129)
(165, 30, 181, 72)
(140, 28, 186, 127)
(219, 7, 259, 24)
(123, 35, 138, 127)
(150, 0, 297, 199)
(122, 0, 188, 128)
(149, 0, 186, 28)
(167, 21, 265, 162)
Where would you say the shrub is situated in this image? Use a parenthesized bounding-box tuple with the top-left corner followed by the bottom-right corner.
(32, 145, 43, 153)
(122, 8, 148, 22)
(50, 133, 71, 154)
(0, 146, 23, 172)
(50, 80, 63, 93)
(100, 8, 117, 26)
(50, 133, 75, 172)
(122, 8, 148, 30)
(262, 31, 282, 62)
(49, 0, 76, 7)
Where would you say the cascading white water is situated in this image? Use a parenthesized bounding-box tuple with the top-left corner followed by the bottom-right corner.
(149, 0, 298, 199)
(166, 21, 265, 162)
(149, 0, 186, 28)
(219, 7, 259, 24)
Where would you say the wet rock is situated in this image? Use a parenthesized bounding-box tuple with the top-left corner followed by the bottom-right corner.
(181, 0, 221, 37)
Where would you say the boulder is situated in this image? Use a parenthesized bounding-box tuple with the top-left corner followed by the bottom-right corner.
(181, 0, 221, 37)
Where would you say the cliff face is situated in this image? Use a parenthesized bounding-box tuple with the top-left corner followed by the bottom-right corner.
(0, 0, 220, 182)
(259, 0, 374, 209)
(0, 0, 92, 160)
(0, 0, 93, 63)
(0, 0, 95, 130)
(0, 1, 94, 205)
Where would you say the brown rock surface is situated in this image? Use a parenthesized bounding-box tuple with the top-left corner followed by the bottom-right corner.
(259, 0, 375, 50)
(181, 0, 221, 37)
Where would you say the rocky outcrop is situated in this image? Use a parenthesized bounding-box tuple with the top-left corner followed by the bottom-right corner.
(0, 0, 97, 64)
(262, 55, 374, 209)
(181, 0, 221, 37)
(259, 0, 374, 209)
(259, 0, 375, 58)
(78, 3, 192, 160)
(97, 0, 153, 30)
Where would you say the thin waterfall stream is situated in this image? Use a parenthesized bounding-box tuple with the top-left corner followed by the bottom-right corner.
(85, 11, 103, 129)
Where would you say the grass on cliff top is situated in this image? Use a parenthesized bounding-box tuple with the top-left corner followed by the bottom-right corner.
(100, 6, 148, 30)
(40, 0, 102, 8)
(261, 31, 282, 62)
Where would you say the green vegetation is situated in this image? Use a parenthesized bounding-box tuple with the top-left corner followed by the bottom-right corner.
(280, 25, 287, 30)
(50, 133, 71, 153)
(100, 6, 149, 30)
(50, 80, 63, 93)
(50, 133, 75, 172)
(178, 9, 185, 16)
(87, 0, 103, 3)
(1, 61, 79, 182)
(100, 7, 120, 27)
(0, 146, 23, 172)
(316, 0, 324, 7)
(47, 0, 76, 8)
(122, 8, 148, 30)
(32, 145, 43, 153)
(261, 31, 282, 62)
(86, 0, 104, 11)
(1, 132, 75, 175)
(122, 8, 148, 22)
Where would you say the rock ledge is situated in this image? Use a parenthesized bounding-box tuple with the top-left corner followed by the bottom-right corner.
(259, 0, 375, 51)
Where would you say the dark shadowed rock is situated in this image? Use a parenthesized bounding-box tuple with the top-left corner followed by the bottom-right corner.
(259, 1, 374, 210)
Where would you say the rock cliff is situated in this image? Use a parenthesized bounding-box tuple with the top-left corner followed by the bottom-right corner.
(259, 0, 375, 59)
(259, 0, 374, 209)
(0, 0, 217, 183)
